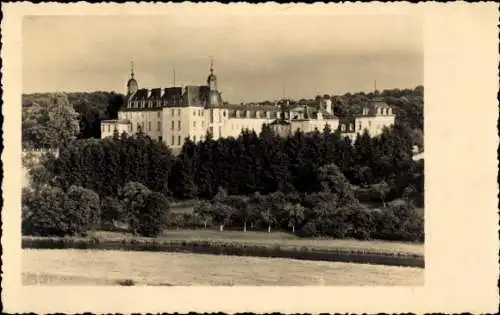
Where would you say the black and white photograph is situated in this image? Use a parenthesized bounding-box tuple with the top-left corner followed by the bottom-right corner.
(20, 8, 425, 287)
(2, 2, 498, 314)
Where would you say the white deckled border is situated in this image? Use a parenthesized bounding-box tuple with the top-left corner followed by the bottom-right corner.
(2, 2, 499, 313)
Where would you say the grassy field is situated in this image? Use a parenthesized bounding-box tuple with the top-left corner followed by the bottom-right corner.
(88, 229, 424, 257)
(23, 249, 424, 286)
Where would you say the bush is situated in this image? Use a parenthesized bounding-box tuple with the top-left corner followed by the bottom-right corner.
(22, 185, 100, 236)
(62, 185, 101, 234)
(120, 181, 151, 234)
(137, 192, 169, 237)
(101, 196, 125, 226)
(371, 203, 424, 242)
(297, 221, 318, 237)
(22, 186, 67, 236)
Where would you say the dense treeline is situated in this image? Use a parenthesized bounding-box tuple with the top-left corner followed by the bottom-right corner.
(23, 122, 424, 241)
(22, 91, 124, 148)
(32, 123, 422, 205)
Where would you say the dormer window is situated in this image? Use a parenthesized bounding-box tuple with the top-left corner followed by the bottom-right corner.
(341, 124, 346, 132)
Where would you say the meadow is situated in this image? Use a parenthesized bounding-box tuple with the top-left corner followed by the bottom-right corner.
(92, 229, 424, 256)
(23, 249, 424, 286)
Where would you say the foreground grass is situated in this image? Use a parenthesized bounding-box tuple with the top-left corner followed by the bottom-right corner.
(91, 229, 424, 256)
(23, 249, 424, 286)
(23, 229, 424, 267)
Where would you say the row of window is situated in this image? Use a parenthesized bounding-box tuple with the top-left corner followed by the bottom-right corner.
(121, 111, 162, 119)
(129, 98, 182, 109)
(341, 121, 387, 133)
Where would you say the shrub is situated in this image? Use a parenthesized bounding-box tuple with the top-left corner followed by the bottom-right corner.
(62, 186, 101, 235)
(22, 185, 100, 236)
(101, 196, 125, 226)
(371, 203, 424, 242)
(22, 185, 67, 236)
(137, 192, 169, 237)
(120, 181, 151, 234)
(297, 221, 318, 237)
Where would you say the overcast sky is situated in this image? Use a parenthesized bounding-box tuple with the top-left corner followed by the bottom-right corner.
(23, 9, 423, 103)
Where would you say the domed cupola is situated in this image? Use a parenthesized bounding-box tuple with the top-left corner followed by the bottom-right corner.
(127, 61, 138, 95)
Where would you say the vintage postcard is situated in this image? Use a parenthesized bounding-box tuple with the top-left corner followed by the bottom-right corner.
(1, 2, 498, 313)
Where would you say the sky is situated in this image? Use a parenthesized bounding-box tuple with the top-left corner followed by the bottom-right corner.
(23, 8, 423, 103)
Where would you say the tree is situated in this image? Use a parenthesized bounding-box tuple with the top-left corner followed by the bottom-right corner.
(22, 185, 100, 236)
(101, 196, 125, 227)
(170, 139, 198, 199)
(375, 180, 390, 207)
(62, 185, 101, 234)
(225, 195, 253, 232)
(119, 181, 151, 234)
(22, 185, 66, 236)
(193, 200, 213, 229)
(210, 202, 233, 232)
(316, 164, 359, 208)
(283, 203, 305, 233)
(22, 93, 80, 149)
(137, 192, 169, 237)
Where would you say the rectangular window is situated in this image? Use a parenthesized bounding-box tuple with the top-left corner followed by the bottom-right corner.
(148, 121, 151, 131)
(178, 120, 181, 130)
(209, 126, 213, 136)
(157, 121, 161, 131)
(202, 121, 205, 128)
(210, 109, 214, 123)
(171, 121, 174, 130)
(198, 109, 201, 116)
(193, 110, 196, 116)
(159, 136, 163, 142)
(218, 126, 222, 137)
(178, 109, 181, 116)
(171, 109, 174, 116)
(171, 135, 175, 145)
(178, 136, 181, 146)
(157, 112, 161, 118)
(368, 121, 372, 127)
(193, 121, 196, 128)
(193, 135, 197, 142)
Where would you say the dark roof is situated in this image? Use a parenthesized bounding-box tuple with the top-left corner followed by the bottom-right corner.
(128, 85, 210, 108)
(227, 105, 280, 119)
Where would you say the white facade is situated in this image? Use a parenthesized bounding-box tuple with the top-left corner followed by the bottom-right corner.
(101, 120, 133, 138)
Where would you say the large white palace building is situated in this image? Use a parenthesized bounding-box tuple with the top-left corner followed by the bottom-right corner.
(101, 62, 395, 149)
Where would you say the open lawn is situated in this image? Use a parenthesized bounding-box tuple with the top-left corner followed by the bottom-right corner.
(89, 229, 424, 257)
(23, 249, 424, 286)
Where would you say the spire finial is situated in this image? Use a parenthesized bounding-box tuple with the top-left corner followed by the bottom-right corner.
(374, 79, 377, 92)
(210, 56, 214, 75)
(131, 61, 135, 79)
